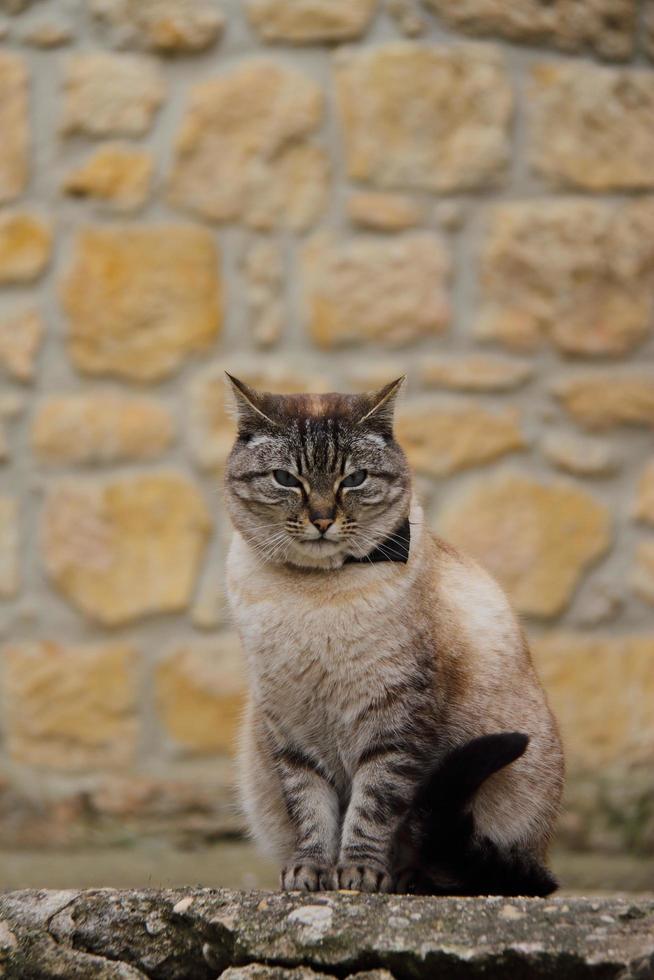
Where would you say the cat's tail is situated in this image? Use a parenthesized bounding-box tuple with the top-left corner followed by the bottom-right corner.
(401, 732, 558, 897)
(414, 731, 530, 817)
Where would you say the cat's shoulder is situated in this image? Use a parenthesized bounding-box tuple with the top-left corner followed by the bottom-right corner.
(427, 530, 516, 617)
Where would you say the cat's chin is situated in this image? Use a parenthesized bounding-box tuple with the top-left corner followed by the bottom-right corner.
(285, 539, 348, 570)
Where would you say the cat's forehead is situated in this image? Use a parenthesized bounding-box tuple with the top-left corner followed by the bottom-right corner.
(267, 391, 366, 421)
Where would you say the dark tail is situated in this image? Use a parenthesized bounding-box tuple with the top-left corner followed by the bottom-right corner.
(400, 733, 558, 897)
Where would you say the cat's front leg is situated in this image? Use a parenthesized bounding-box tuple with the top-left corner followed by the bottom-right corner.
(273, 743, 340, 892)
(335, 741, 422, 893)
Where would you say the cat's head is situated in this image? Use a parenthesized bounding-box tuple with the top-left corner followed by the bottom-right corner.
(224, 375, 411, 569)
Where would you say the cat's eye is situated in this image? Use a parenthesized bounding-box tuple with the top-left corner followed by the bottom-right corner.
(273, 469, 302, 488)
(341, 469, 368, 489)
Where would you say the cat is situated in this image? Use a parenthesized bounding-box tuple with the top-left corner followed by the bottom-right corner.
(224, 375, 564, 894)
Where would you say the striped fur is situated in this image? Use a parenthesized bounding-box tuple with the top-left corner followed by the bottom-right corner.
(224, 377, 564, 894)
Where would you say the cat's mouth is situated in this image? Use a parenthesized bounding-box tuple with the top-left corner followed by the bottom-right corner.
(298, 538, 342, 551)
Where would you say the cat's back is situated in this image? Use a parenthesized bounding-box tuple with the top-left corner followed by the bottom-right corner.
(427, 530, 538, 683)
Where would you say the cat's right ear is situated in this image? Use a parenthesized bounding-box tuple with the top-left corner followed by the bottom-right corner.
(225, 373, 278, 434)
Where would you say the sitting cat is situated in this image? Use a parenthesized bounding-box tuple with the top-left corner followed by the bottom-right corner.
(224, 375, 564, 893)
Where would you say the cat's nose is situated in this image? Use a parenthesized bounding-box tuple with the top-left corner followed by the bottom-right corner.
(311, 516, 334, 534)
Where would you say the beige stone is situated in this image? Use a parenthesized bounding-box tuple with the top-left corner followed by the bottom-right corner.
(243, 240, 284, 348)
(529, 63, 654, 191)
(188, 360, 330, 470)
(554, 373, 654, 430)
(0, 213, 52, 284)
(20, 21, 73, 47)
(32, 394, 174, 465)
(168, 63, 328, 230)
(61, 52, 165, 137)
(534, 634, 654, 768)
(438, 472, 611, 618)
(191, 563, 229, 630)
(476, 200, 654, 356)
(0, 309, 42, 382)
(646, 0, 654, 60)
(573, 583, 623, 629)
(347, 192, 420, 232)
(542, 432, 618, 477)
(3, 642, 137, 770)
(335, 43, 512, 192)
(63, 144, 153, 211)
(345, 361, 410, 392)
(433, 200, 467, 232)
(41, 472, 211, 625)
(0, 496, 18, 597)
(632, 541, 654, 605)
(246, 0, 377, 42)
(156, 635, 247, 753)
(61, 225, 221, 382)
(0, 53, 29, 203)
(421, 355, 533, 392)
(396, 400, 524, 477)
(304, 234, 450, 348)
(387, 0, 426, 37)
(634, 460, 654, 525)
(425, 0, 635, 60)
(90, 0, 224, 52)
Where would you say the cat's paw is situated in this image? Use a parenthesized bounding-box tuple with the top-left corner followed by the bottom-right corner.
(281, 863, 332, 892)
(333, 863, 393, 893)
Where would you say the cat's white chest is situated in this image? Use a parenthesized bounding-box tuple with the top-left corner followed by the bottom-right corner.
(227, 535, 418, 766)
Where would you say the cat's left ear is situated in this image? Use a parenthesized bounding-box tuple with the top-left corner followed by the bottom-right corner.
(357, 376, 405, 432)
(225, 373, 278, 433)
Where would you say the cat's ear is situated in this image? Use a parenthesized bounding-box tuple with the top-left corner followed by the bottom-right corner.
(225, 373, 277, 433)
(357, 376, 405, 432)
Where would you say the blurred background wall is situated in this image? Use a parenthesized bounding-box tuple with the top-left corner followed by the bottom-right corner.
(0, 0, 652, 886)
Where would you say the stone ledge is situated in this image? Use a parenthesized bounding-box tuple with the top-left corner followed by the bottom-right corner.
(0, 888, 652, 979)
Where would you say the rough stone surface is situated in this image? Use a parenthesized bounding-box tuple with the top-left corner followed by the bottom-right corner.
(347, 192, 420, 231)
(335, 43, 512, 192)
(0, 53, 29, 203)
(0, 889, 651, 980)
(3, 642, 137, 770)
(420, 355, 533, 392)
(554, 373, 654, 430)
(634, 459, 654, 525)
(61, 225, 221, 382)
(425, 0, 636, 59)
(61, 52, 165, 137)
(438, 472, 611, 618)
(0, 309, 42, 382)
(304, 234, 450, 348)
(476, 199, 654, 355)
(0, 496, 18, 598)
(63, 144, 153, 211)
(41, 473, 211, 625)
(632, 541, 654, 606)
(32, 394, 174, 464)
(395, 400, 525, 476)
(535, 633, 654, 767)
(188, 361, 330, 470)
(20, 20, 74, 47)
(155, 635, 247, 753)
(0, 213, 52, 284)
(246, 0, 377, 43)
(529, 62, 654, 190)
(243, 239, 284, 348)
(168, 63, 328, 230)
(90, 0, 225, 52)
(541, 432, 618, 477)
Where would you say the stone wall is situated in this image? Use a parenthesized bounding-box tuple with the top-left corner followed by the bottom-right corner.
(0, 0, 652, 854)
